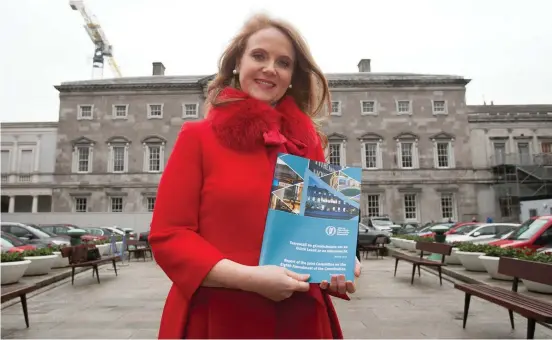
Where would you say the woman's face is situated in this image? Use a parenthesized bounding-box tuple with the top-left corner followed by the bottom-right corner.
(237, 27, 295, 104)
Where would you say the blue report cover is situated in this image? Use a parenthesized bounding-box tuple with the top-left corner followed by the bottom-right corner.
(259, 153, 361, 283)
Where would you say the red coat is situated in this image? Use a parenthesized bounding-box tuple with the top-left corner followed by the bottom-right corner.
(149, 88, 349, 339)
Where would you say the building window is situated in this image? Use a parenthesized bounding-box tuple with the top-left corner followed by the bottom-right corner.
(71, 138, 95, 173)
(404, 193, 418, 221)
(396, 100, 411, 115)
(330, 101, 341, 116)
(1, 150, 10, 182)
(432, 137, 455, 169)
(541, 141, 552, 153)
(517, 142, 531, 165)
(360, 100, 376, 115)
(147, 104, 163, 119)
(111, 146, 126, 172)
(493, 142, 506, 165)
(110, 197, 123, 212)
(149, 146, 161, 171)
(361, 142, 382, 169)
(78, 105, 93, 120)
(112, 104, 128, 118)
(182, 103, 199, 118)
(142, 137, 166, 173)
(432, 100, 447, 115)
(146, 197, 156, 212)
(366, 195, 380, 217)
(107, 137, 130, 173)
(75, 146, 91, 172)
(440, 193, 455, 220)
(75, 197, 88, 212)
(400, 142, 414, 168)
(328, 143, 342, 166)
(17, 149, 34, 182)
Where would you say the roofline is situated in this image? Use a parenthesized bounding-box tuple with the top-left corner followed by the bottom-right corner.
(54, 74, 471, 92)
(0, 121, 58, 129)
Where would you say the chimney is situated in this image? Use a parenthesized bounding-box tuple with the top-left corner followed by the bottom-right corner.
(152, 62, 166, 76)
(357, 59, 371, 72)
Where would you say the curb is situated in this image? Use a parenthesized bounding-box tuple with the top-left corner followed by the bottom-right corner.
(386, 247, 552, 331)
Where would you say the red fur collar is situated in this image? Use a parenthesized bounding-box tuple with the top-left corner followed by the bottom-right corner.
(207, 87, 317, 154)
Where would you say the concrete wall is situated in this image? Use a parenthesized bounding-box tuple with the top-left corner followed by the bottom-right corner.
(1, 212, 153, 233)
(519, 198, 552, 222)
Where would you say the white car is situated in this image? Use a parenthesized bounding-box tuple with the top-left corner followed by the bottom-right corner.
(446, 223, 520, 243)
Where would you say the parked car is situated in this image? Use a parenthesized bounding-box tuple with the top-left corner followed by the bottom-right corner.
(357, 222, 391, 247)
(470, 226, 521, 244)
(445, 223, 520, 243)
(38, 224, 106, 242)
(489, 215, 552, 250)
(414, 223, 455, 237)
(0, 222, 71, 247)
(1, 231, 38, 253)
(82, 227, 111, 238)
(360, 217, 394, 233)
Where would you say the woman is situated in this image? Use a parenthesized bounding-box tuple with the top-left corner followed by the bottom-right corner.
(149, 13, 361, 339)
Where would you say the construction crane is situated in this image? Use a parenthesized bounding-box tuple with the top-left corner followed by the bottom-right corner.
(69, 0, 122, 79)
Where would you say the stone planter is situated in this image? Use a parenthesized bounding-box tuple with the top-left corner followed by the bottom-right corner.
(389, 238, 401, 248)
(523, 280, 552, 294)
(403, 240, 417, 252)
(456, 251, 486, 272)
(445, 248, 462, 265)
(96, 244, 110, 256)
(396, 239, 406, 249)
(479, 255, 513, 281)
(23, 255, 58, 276)
(52, 251, 69, 268)
(1, 260, 32, 285)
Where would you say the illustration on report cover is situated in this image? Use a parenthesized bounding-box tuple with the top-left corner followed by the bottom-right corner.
(259, 153, 362, 283)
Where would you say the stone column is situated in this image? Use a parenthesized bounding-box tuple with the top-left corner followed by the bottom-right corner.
(32, 195, 38, 213)
(8, 196, 15, 213)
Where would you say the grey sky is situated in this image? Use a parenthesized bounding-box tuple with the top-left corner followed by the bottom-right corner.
(1, 0, 551, 123)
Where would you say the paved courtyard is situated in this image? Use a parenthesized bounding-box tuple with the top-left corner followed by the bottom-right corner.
(2, 256, 552, 339)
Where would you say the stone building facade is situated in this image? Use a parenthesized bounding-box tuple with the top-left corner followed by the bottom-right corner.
(467, 104, 552, 221)
(0, 122, 58, 213)
(48, 60, 491, 225)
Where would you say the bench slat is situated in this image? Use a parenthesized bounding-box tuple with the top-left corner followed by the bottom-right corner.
(393, 253, 444, 266)
(455, 283, 552, 322)
(69, 255, 119, 268)
(1, 284, 36, 303)
(458, 284, 552, 314)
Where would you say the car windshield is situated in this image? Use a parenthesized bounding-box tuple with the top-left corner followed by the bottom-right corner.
(496, 226, 517, 238)
(1, 237, 14, 248)
(24, 225, 54, 238)
(454, 225, 479, 235)
(2, 233, 25, 246)
(508, 219, 549, 240)
(373, 220, 393, 226)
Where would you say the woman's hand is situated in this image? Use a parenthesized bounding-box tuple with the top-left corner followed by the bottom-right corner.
(242, 265, 311, 302)
(319, 257, 362, 294)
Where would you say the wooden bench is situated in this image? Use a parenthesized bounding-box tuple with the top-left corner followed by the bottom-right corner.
(363, 236, 387, 259)
(392, 241, 452, 285)
(1, 284, 36, 328)
(61, 245, 120, 285)
(455, 256, 552, 339)
(126, 239, 153, 261)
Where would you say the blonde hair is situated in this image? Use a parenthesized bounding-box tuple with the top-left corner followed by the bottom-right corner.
(205, 13, 330, 147)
